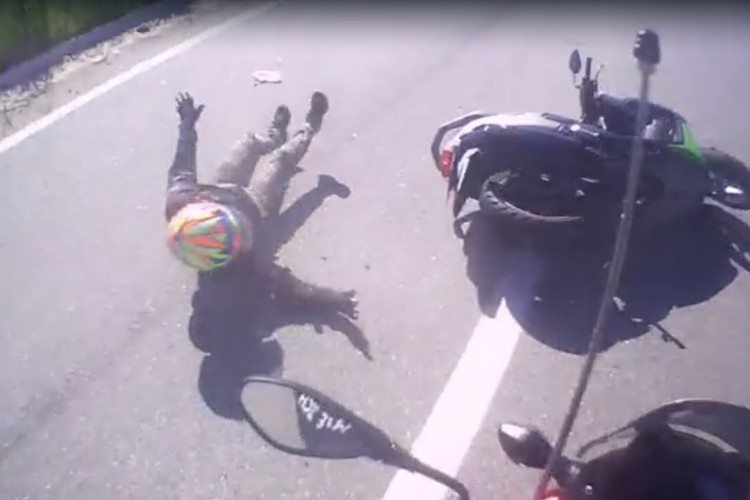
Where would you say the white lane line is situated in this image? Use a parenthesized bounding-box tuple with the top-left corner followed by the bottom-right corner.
(381, 248, 543, 500)
(0, 1, 277, 156)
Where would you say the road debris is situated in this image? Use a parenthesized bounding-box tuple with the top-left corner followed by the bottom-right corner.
(252, 69, 282, 86)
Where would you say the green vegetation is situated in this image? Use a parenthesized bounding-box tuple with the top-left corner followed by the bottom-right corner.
(0, 0, 160, 73)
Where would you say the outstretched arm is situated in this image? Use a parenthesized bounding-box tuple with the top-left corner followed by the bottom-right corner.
(167, 92, 205, 189)
(165, 93, 206, 220)
(263, 262, 359, 320)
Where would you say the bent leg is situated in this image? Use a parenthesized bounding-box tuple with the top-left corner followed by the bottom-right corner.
(247, 91, 330, 218)
(213, 105, 291, 187)
(247, 124, 315, 218)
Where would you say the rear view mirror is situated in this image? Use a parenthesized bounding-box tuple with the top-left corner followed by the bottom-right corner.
(241, 376, 470, 499)
(241, 376, 371, 459)
(569, 49, 582, 75)
(497, 423, 553, 468)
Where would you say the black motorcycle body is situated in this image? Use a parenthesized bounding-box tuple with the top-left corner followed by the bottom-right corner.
(430, 53, 750, 232)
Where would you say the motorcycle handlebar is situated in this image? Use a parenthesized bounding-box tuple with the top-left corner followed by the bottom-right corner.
(584, 57, 592, 80)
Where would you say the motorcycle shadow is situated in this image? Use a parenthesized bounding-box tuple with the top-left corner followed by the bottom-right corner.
(186, 178, 370, 421)
(461, 204, 750, 354)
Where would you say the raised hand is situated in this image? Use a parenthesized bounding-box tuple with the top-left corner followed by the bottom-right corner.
(335, 290, 359, 320)
(175, 92, 205, 126)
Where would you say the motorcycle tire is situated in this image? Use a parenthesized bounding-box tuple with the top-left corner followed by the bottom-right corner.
(477, 170, 585, 226)
(704, 148, 750, 210)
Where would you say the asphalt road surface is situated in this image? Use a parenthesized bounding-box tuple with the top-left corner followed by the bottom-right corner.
(2, 3, 750, 500)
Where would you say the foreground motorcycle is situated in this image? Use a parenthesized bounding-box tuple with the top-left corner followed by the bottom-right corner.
(498, 400, 750, 500)
(430, 36, 750, 234)
(241, 376, 750, 500)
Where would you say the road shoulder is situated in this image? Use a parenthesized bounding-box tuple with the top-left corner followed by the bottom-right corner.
(0, 0, 261, 142)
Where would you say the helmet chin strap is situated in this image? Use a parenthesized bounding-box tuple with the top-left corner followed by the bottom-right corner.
(533, 31, 661, 500)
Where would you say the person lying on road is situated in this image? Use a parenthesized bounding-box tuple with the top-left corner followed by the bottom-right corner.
(164, 90, 358, 320)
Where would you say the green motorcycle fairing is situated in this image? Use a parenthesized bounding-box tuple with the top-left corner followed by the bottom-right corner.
(667, 119, 704, 164)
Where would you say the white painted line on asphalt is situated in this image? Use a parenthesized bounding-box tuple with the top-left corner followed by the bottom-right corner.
(380, 248, 542, 500)
(0, 1, 277, 156)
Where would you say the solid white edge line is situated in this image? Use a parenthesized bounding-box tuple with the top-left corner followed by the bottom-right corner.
(0, 1, 278, 156)
(379, 309, 521, 500)
(380, 249, 541, 500)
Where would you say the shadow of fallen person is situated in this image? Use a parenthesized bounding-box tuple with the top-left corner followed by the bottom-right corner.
(189, 176, 371, 421)
(460, 204, 750, 355)
(257, 173, 369, 357)
(266, 174, 352, 251)
(195, 305, 284, 421)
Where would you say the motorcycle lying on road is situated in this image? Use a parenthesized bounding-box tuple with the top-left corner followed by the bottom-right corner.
(241, 376, 750, 500)
(430, 46, 750, 235)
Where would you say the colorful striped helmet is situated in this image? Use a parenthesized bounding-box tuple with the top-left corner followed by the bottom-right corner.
(167, 202, 247, 271)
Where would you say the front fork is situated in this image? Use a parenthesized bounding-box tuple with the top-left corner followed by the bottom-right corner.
(580, 79, 600, 125)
